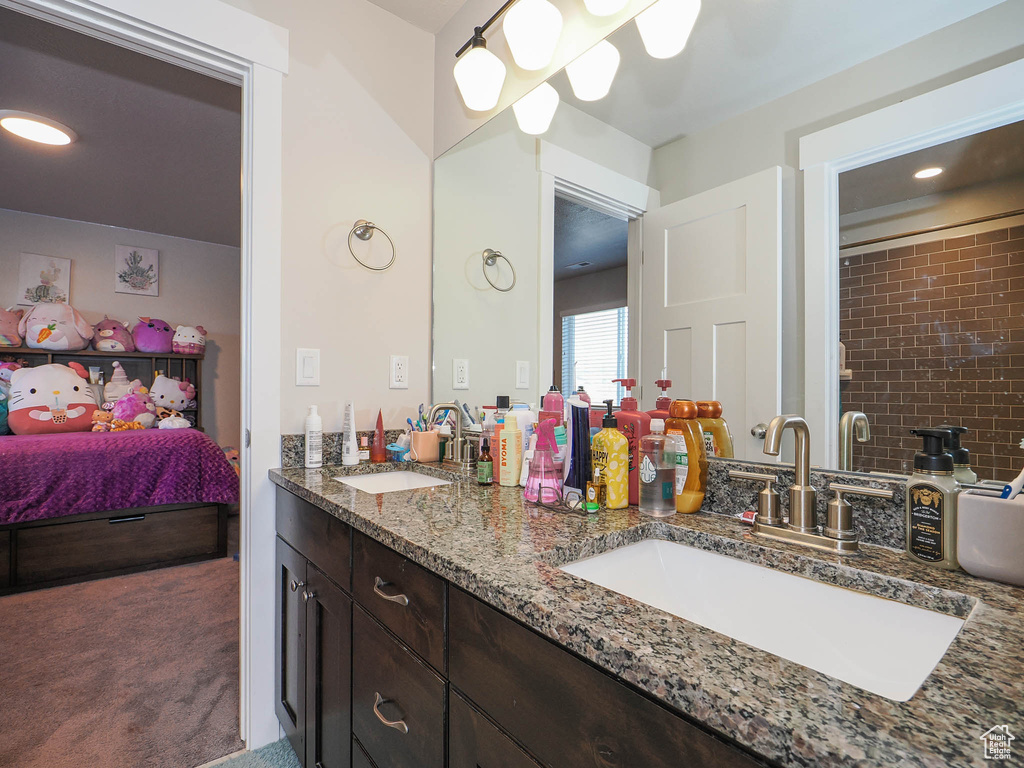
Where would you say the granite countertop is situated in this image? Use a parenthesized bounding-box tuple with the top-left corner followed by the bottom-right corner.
(270, 463, 1023, 768)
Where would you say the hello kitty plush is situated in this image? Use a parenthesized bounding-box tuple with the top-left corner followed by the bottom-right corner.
(7, 363, 99, 434)
(132, 317, 174, 353)
(0, 307, 24, 347)
(111, 386, 157, 428)
(172, 325, 207, 356)
(19, 303, 93, 351)
(150, 373, 196, 412)
(92, 316, 136, 352)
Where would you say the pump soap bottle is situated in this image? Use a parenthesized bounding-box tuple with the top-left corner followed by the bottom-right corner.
(611, 378, 651, 506)
(906, 427, 960, 570)
(591, 400, 629, 509)
(938, 424, 978, 484)
(647, 378, 673, 421)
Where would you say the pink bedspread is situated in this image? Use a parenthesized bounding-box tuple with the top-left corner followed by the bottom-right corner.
(0, 429, 240, 525)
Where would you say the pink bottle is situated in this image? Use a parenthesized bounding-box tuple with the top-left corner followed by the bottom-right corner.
(524, 419, 562, 503)
(647, 378, 673, 421)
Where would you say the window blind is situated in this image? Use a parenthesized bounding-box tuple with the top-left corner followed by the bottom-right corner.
(561, 306, 628, 404)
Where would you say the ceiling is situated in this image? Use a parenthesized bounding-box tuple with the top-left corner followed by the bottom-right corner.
(551, 0, 1004, 149)
(554, 196, 628, 280)
(0, 8, 241, 247)
(366, 0, 469, 33)
(839, 119, 1024, 214)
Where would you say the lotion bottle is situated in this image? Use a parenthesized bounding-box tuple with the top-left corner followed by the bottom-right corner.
(304, 405, 323, 469)
(499, 417, 522, 486)
(906, 428, 960, 570)
(342, 401, 359, 466)
(591, 400, 629, 509)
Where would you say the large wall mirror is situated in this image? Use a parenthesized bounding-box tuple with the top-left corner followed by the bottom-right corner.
(432, 0, 1021, 475)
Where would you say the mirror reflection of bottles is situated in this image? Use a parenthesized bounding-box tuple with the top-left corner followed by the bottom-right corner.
(639, 420, 676, 517)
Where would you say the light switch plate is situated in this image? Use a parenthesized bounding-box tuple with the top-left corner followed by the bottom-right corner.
(296, 348, 320, 386)
(515, 360, 529, 390)
(453, 358, 469, 390)
(390, 355, 409, 389)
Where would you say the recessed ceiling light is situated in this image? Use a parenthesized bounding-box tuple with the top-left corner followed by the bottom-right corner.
(914, 167, 943, 179)
(567, 261, 593, 270)
(0, 110, 77, 145)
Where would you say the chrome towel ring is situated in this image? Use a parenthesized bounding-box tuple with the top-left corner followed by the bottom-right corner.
(348, 220, 396, 271)
(482, 248, 515, 292)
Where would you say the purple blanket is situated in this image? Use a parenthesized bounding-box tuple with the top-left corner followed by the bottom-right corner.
(0, 429, 240, 525)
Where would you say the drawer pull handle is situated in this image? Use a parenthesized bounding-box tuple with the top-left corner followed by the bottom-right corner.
(290, 580, 306, 593)
(302, 589, 316, 603)
(373, 577, 409, 606)
(109, 515, 146, 524)
(373, 692, 409, 734)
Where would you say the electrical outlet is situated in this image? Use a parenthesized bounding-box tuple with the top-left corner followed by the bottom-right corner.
(453, 358, 469, 390)
(390, 355, 409, 389)
(515, 360, 529, 390)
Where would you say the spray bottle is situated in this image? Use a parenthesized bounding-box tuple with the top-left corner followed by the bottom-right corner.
(525, 419, 561, 503)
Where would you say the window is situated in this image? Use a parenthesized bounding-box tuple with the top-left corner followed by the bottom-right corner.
(561, 306, 628, 405)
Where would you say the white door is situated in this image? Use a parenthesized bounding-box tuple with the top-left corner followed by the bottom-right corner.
(641, 166, 783, 461)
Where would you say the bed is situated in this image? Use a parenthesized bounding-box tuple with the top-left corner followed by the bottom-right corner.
(0, 428, 238, 593)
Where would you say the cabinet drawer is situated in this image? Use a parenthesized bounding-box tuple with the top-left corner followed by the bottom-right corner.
(450, 692, 541, 768)
(450, 588, 765, 768)
(352, 606, 445, 768)
(276, 487, 351, 591)
(0, 531, 10, 588)
(352, 531, 445, 671)
(17, 505, 220, 584)
(352, 738, 377, 768)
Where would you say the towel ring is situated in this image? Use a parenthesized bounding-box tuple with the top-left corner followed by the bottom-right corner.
(482, 248, 515, 292)
(348, 220, 396, 271)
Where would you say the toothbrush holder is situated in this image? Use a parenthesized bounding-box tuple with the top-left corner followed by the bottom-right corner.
(408, 431, 440, 463)
(957, 490, 1024, 587)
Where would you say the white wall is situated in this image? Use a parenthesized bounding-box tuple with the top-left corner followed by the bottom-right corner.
(220, 0, 435, 434)
(0, 208, 240, 446)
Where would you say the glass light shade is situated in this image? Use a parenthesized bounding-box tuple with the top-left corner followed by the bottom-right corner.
(565, 40, 621, 102)
(583, 0, 629, 16)
(0, 112, 75, 145)
(503, 0, 563, 71)
(513, 83, 560, 135)
(635, 0, 701, 59)
(454, 44, 507, 112)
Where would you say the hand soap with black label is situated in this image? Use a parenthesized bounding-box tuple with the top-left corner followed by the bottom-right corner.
(905, 427, 960, 570)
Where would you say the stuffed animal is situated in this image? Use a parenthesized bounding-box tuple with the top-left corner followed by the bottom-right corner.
(222, 447, 241, 477)
(19, 303, 93, 351)
(0, 393, 8, 436)
(111, 386, 157, 428)
(102, 361, 143, 405)
(111, 419, 146, 431)
(92, 316, 136, 352)
(0, 361, 23, 398)
(7, 363, 99, 434)
(91, 410, 114, 432)
(132, 317, 174, 353)
(172, 325, 207, 356)
(150, 373, 196, 411)
(158, 412, 191, 429)
(0, 308, 24, 347)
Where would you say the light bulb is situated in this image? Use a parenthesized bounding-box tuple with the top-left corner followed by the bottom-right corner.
(0, 111, 76, 145)
(454, 41, 507, 112)
(513, 83, 560, 135)
(583, 0, 628, 16)
(635, 0, 701, 59)
(565, 40, 620, 102)
(503, 0, 563, 71)
(914, 167, 944, 179)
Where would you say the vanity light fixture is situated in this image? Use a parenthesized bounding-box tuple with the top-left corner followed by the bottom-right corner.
(454, 28, 508, 112)
(583, 0, 629, 16)
(565, 40, 621, 102)
(914, 167, 944, 179)
(503, 0, 563, 71)
(0, 110, 76, 145)
(512, 82, 560, 135)
(635, 0, 701, 59)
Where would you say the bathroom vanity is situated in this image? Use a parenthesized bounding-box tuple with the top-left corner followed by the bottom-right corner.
(271, 464, 1023, 768)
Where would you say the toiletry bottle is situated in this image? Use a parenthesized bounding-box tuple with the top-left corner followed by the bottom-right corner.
(342, 401, 359, 466)
(575, 385, 591, 406)
(591, 399, 629, 509)
(646, 378, 672, 421)
(520, 431, 538, 488)
(639, 419, 676, 517)
(938, 424, 978, 484)
(371, 409, 387, 464)
(611, 379, 652, 506)
(492, 416, 505, 484)
(304, 405, 323, 469)
(586, 467, 606, 511)
(477, 438, 494, 485)
(906, 428, 960, 570)
(542, 385, 564, 414)
(358, 435, 370, 463)
(499, 417, 522, 487)
(563, 397, 592, 495)
(513, 402, 536, 459)
(524, 419, 561, 503)
(666, 399, 709, 513)
(553, 424, 567, 470)
(696, 401, 735, 459)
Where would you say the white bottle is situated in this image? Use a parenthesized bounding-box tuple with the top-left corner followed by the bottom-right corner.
(341, 401, 359, 466)
(305, 405, 323, 469)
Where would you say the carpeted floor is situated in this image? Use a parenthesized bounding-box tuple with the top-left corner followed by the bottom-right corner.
(0, 556, 244, 768)
(204, 739, 302, 768)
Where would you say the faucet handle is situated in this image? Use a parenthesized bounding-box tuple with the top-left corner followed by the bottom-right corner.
(728, 470, 782, 527)
(824, 483, 894, 542)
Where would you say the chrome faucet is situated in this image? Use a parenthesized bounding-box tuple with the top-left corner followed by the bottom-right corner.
(838, 411, 870, 471)
(427, 403, 472, 471)
(762, 414, 817, 533)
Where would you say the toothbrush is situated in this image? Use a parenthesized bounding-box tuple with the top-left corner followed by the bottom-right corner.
(407, 417, 417, 433)
(461, 402, 476, 425)
(418, 404, 425, 424)
(1000, 467, 1024, 499)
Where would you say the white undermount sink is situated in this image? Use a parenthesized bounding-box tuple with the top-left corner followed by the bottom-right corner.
(335, 471, 451, 494)
(561, 539, 965, 701)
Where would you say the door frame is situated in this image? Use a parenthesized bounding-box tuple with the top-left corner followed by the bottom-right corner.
(800, 58, 1024, 467)
(1, 0, 287, 748)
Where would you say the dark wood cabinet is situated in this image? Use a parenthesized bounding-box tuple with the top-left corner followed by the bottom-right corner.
(449, 692, 541, 768)
(276, 537, 308, 762)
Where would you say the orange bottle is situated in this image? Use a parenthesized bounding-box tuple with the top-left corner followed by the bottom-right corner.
(695, 401, 734, 459)
(665, 400, 708, 513)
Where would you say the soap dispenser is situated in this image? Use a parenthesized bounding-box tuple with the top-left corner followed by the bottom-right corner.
(647, 378, 672, 421)
(938, 424, 978, 484)
(591, 400, 629, 509)
(906, 427, 960, 570)
(611, 378, 651, 506)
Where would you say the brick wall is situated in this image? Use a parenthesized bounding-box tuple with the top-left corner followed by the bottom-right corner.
(840, 224, 1024, 481)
